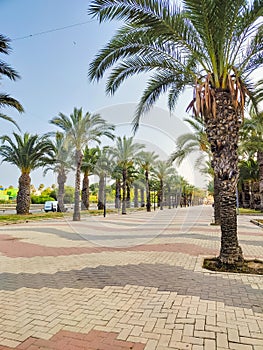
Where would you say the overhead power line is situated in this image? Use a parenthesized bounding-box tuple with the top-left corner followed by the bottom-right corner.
(12, 20, 94, 41)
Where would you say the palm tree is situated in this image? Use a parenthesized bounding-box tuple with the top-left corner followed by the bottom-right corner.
(239, 80, 263, 210)
(81, 146, 100, 210)
(154, 160, 175, 210)
(44, 132, 73, 212)
(111, 136, 144, 214)
(238, 158, 259, 209)
(93, 146, 111, 210)
(0, 34, 24, 128)
(138, 151, 159, 212)
(169, 116, 221, 224)
(50, 107, 115, 221)
(89, 0, 263, 265)
(0, 132, 54, 214)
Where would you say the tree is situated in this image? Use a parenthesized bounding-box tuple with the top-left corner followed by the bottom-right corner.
(0, 132, 54, 214)
(0, 34, 24, 128)
(169, 116, 221, 224)
(239, 80, 263, 210)
(93, 146, 111, 210)
(154, 160, 175, 210)
(81, 146, 100, 210)
(50, 107, 115, 221)
(89, 0, 263, 265)
(44, 132, 73, 212)
(238, 158, 259, 209)
(138, 151, 159, 212)
(111, 136, 144, 214)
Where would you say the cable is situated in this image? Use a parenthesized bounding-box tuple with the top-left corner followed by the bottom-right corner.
(12, 20, 95, 41)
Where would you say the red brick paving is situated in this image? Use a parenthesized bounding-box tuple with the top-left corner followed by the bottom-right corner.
(0, 234, 217, 257)
(0, 330, 145, 350)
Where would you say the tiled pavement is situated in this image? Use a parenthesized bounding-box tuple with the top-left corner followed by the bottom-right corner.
(0, 206, 262, 350)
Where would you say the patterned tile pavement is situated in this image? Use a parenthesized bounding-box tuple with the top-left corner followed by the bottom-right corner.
(0, 206, 262, 349)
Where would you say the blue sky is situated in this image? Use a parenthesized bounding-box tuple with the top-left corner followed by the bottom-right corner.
(1, 0, 195, 188)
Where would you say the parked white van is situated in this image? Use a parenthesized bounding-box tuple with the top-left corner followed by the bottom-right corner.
(44, 201, 58, 212)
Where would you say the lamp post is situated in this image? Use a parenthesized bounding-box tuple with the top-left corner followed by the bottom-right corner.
(103, 173, 106, 218)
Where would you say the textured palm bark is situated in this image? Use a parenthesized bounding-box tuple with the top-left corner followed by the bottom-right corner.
(122, 168, 127, 214)
(213, 173, 221, 225)
(81, 172, 89, 210)
(145, 170, 151, 212)
(57, 169, 66, 212)
(16, 172, 31, 215)
(205, 90, 243, 264)
(73, 150, 83, 221)
(257, 151, 263, 211)
(98, 174, 104, 210)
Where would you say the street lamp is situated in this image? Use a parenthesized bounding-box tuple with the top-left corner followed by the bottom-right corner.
(103, 173, 106, 217)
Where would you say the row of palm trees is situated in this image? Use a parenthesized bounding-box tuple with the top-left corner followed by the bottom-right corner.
(0, 34, 196, 221)
(0, 112, 197, 220)
(88, 0, 263, 266)
(2, 0, 263, 266)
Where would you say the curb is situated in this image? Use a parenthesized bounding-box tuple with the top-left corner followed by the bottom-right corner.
(250, 219, 263, 228)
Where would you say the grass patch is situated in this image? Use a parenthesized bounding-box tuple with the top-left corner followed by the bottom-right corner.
(203, 257, 263, 275)
(0, 212, 64, 224)
(0, 207, 146, 224)
(238, 208, 263, 215)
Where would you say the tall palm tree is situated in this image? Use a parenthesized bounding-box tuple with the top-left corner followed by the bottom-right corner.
(89, 0, 263, 265)
(240, 80, 263, 210)
(238, 158, 259, 209)
(93, 146, 111, 210)
(169, 116, 221, 224)
(44, 132, 73, 212)
(81, 146, 100, 210)
(0, 132, 54, 214)
(0, 34, 24, 128)
(111, 136, 144, 214)
(138, 151, 159, 212)
(154, 160, 175, 210)
(50, 107, 115, 221)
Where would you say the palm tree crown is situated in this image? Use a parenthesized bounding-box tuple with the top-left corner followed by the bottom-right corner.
(0, 34, 24, 128)
(0, 132, 54, 172)
(50, 107, 115, 221)
(0, 132, 54, 214)
(50, 107, 115, 150)
(89, 0, 263, 127)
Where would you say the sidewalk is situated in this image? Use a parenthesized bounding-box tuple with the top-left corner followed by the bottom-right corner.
(0, 206, 262, 349)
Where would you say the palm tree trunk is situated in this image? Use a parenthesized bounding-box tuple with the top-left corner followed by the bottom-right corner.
(57, 168, 66, 212)
(122, 168, 127, 214)
(16, 172, 31, 215)
(98, 173, 104, 210)
(73, 150, 83, 221)
(145, 170, 151, 212)
(205, 90, 243, 265)
(213, 173, 221, 225)
(134, 183, 139, 208)
(257, 151, 263, 211)
(81, 171, 90, 210)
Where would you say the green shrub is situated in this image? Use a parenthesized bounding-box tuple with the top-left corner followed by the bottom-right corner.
(31, 195, 56, 204)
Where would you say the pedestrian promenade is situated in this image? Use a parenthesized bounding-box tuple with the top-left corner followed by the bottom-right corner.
(0, 206, 262, 349)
